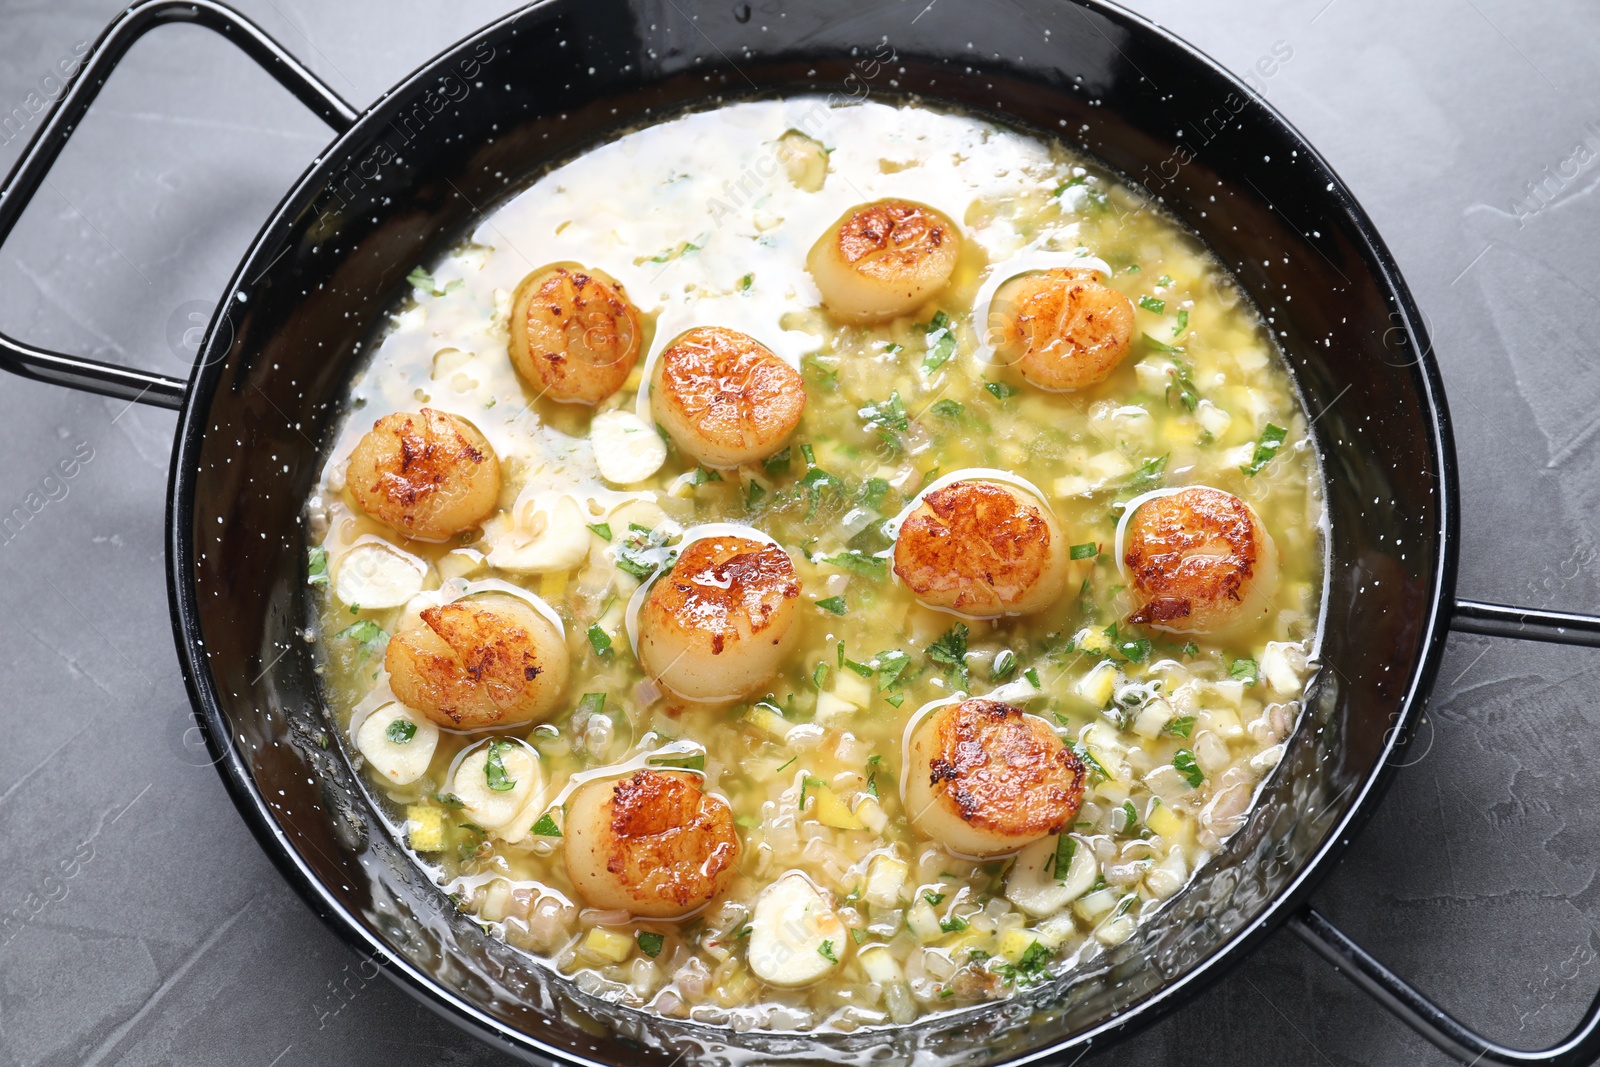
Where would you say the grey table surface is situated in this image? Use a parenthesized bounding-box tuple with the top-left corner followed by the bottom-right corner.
(2, 0, 1598, 1064)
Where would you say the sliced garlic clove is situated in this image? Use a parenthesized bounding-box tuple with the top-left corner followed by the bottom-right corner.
(354, 703, 439, 785)
(591, 409, 667, 485)
(1004, 833, 1098, 917)
(487, 494, 590, 574)
(747, 872, 845, 988)
(451, 740, 541, 830)
(334, 540, 428, 609)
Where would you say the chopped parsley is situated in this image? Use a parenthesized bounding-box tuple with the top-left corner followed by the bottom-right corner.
(406, 266, 462, 296)
(1230, 657, 1260, 686)
(1138, 295, 1167, 314)
(1164, 715, 1196, 739)
(859, 476, 891, 512)
(923, 890, 946, 906)
(586, 624, 613, 656)
(813, 662, 831, 689)
(875, 649, 912, 691)
(859, 392, 909, 447)
(577, 692, 606, 717)
(385, 719, 417, 744)
(1182, 641, 1200, 658)
(926, 623, 970, 684)
(763, 446, 792, 475)
(931, 399, 964, 420)
(940, 914, 969, 934)
(637, 931, 665, 957)
(1048, 833, 1076, 878)
(1241, 423, 1288, 476)
(688, 467, 723, 486)
(334, 620, 389, 660)
(1104, 622, 1152, 664)
(1173, 748, 1205, 788)
(851, 927, 869, 944)
(615, 524, 670, 579)
(815, 596, 848, 616)
(922, 310, 957, 373)
(1166, 355, 1201, 413)
(586, 522, 612, 542)
(1175, 308, 1190, 335)
(307, 545, 329, 586)
(984, 380, 1019, 401)
(484, 739, 517, 792)
(1069, 541, 1099, 561)
(530, 812, 562, 837)
(1024, 666, 1041, 688)
(648, 752, 707, 771)
(1072, 741, 1111, 781)
(991, 649, 1018, 681)
(1126, 453, 1169, 493)
(743, 478, 767, 510)
(817, 940, 838, 963)
(738, 273, 754, 292)
(824, 551, 887, 581)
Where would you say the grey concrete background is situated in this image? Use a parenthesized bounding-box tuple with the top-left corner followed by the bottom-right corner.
(1, 0, 1597, 1064)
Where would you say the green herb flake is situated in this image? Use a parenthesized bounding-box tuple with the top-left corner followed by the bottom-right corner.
(923, 890, 946, 907)
(1138, 295, 1167, 314)
(577, 692, 606, 717)
(1072, 741, 1111, 781)
(435, 792, 465, 809)
(1051, 833, 1076, 880)
(743, 479, 768, 510)
(1024, 667, 1041, 688)
(825, 551, 888, 581)
(307, 546, 329, 585)
(1241, 423, 1289, 476)
(859, 392, 910, 446)
(815, 596, 849, 616)
(385, 719, 417, 744)
(1175, 309, 1190, 335)
(884, 692, 906, 707)
(531, 812, 562, 837)
(922, 310, 956, 373)
(859, 477, 891, 512)
(688, 467, 723, 486)
(984, 380, 1019, 401)
(484, 739, 517, 792)
(1164, 716, 1196, 739)
(926, 623, 970, 684)
(586, 522, 612, 542)
(1173, 748, 1205, 788)
(738, 273, 754, 292)
(648, 752, 707, 771)
(763, 446, 792, 475)
(818, 940, 839, 963)
(851, 927, 869, 944)
(1121, 800, 1139, 833)
(940, 914, 969, 934)
(1127, 453, 1169, 492)
(1166, 356, 1201, 413)
(884, 342, 904, 355)
(1157, 274, 1175, 287)
(931, 398, 964, 420)
(1230, 657, 1260, 686)
(875, 649, 912, 691)
(1069, 541, 1099, 561)
(406, 267, 462, 296)
(991, 649, 1018, 681)
(334, 619, 389, 659)
(813, 662, 831, 689)
(587, 625, 613, 656)
(637, 931, 665, 958)
(1181, 641, 1199, 659)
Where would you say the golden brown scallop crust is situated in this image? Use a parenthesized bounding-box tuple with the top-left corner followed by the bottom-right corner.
(600, 770, 739, 911)
(346, 408, 500, 541)
(893, 481, 1054, 614)
(509, 265, 641, 403)
(384, 595, 566, 729)
(1124, 487, 1260, 626)
(925, 699, 1085, 838)
(654, 327, 804, 462)
(833, 200, 957, 282)
(990, 268, 1135, 390)
(644, 536, 800, 655)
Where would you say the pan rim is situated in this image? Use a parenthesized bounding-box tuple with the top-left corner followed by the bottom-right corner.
(163, 0, 1460, 1061)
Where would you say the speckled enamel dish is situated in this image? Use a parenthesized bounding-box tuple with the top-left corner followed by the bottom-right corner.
(5, 1, 1600, 1065)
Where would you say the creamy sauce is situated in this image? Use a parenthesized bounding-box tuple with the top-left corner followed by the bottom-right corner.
(306, 98, 1325, 1033)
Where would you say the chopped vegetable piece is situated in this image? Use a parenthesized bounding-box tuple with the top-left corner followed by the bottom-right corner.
(530, 812, 562, 837)
(1241, 423, 1288, 476)
(637, 931, 665, 958)
(586, 522, 612, 542)
(1173, 748, 1205, 788)
(1230, 657, 1260, 685)
(587, 625, 613, 656)
(815, 596, 848, 616)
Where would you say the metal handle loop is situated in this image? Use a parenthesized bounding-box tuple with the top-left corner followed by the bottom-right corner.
(0, 0, 356, 409)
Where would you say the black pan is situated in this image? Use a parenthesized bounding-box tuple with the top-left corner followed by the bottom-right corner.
(5, 1, 1600, 1064)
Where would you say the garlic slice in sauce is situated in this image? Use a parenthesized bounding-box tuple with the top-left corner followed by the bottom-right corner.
(333, 538, 428, 609)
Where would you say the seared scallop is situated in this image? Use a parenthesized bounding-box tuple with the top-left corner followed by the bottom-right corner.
(987, 267, 1135, 391)
(385, 593, 569, 729)
(509, 264, 642, 404)
(637, 535, 800, 702)
(807, 199, 960, 323)
(650, 327, 804, 469)
(1122, 486, 1279, 634)
(564, 769, 740, 918)
(346, 408, 501, 541)
(905, 698, 1086, 858)
(893, 480, 1069, 617)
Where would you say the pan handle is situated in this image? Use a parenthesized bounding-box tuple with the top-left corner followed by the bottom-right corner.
(0, 0, 355, 410)
(1291, 598, 1600, 1066)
